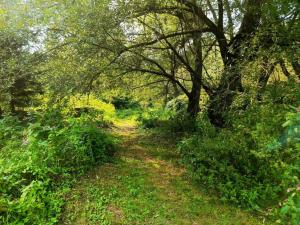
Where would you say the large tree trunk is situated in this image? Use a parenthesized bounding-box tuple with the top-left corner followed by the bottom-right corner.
(187, 76, 201, 117)
(208, 74, 241, 127)
(207, 0, 264, 127)
(187, 34, 202, 118)
(207, 63, 243, 127)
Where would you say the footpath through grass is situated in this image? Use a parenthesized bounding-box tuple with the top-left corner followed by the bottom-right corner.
(60, 121, 270, 225)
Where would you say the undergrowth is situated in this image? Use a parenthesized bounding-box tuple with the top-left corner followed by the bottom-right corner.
(0, 108, 116, 224)
(136, 89, 300, 224)
(178, 104, 300, 224)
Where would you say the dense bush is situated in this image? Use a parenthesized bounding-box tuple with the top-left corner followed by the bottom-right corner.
(165, 95, 188, 112)
(178, 104, 300, 214)
(0, 110, 115, 224)
(115, 109, 142, 121)
(68, 95, 116, 121)
(167, 111, 197, 133)
(137, 108, 172, 129)
(279, 186, 300, 224)
(277, 110, 300, 224)
(0, 116, 24, 149)
(138, 109, 197, 133)
(111, 96, 140, 110)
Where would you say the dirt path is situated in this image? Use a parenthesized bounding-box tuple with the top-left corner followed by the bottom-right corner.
(60, 122, 267, 225)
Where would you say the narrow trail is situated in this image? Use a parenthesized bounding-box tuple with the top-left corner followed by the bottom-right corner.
(60, 122, 266, 225)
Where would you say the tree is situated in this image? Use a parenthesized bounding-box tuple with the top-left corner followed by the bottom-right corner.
(0, 29, 43, 114)
(37, 0, 300, 126)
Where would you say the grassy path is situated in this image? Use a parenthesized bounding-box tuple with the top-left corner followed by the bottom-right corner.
(60, 122, 267, 225)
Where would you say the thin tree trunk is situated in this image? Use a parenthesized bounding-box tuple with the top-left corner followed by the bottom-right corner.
(163, 82, 170, 107)
(279, 60, 292, 80)
(170, 53, 180, 99)
(256, 58, 276, 100)
(10, 100, 16, 114)
(172, 81, 180, 98)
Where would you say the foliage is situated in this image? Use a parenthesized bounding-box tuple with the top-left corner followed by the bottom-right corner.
(111, 96, 140, 110)
(0, 110, 116, 224)
(165, 95, 188, 112)
(178, 104, 300, 214)
(138, 107, 196, 133)
(167, 111, 197, 133)
(0, 28, 43, 114)
(276, 109, 300, 224)
(0, 0, 300, 224)
(68, 95, 116, 121)
(0, 116, 24, 149)
(278, 187, 300, 225)
(115, 108, 142, 121)
(137, 108, 172, 129)
(137, 99, 196, 133)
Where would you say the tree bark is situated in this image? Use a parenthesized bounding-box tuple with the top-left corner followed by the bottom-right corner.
(207, 68, 243, 127)
(187, 34, 202, 118)
(279, 60, 292, 80)
(187, 75, 201, 117)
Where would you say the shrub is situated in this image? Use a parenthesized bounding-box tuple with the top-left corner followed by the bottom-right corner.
(278, 186, 300, 225)
(138, 107, 197, 133)
(0, 116, 24, 150)
(165, 95, 188, 112)
(276, 109, 300, 224)
(167, 111, 197, 133)
(27, 115, 115, 173)
(178, 105, 300, 212)
(137, 108, 172, 129)
(115, 108, 142, 121)
(111, 96, 140, 110)
(68, 95, 116, 121)
(263, 82, 300, 106)
(71, 107, 109, 128)
(0, 111, 116, 224)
